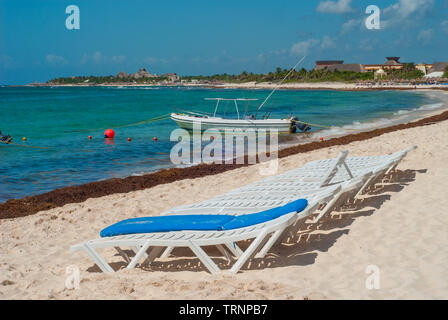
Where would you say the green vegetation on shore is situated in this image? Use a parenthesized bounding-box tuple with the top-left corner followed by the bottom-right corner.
(182, 64, 425, 83)
(48, 75, 168, 85)
(182, 67, 374, 83)
(47, 63, 434, 85)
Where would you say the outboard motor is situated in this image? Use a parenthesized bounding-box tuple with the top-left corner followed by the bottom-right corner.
(290, 117, 311, 133)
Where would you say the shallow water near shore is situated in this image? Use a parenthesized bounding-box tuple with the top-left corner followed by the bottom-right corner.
(0, 86, 445, 202)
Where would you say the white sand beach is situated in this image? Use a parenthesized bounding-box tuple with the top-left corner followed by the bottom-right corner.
(1, 101, 448, 299)
(184, 81, 448, 91)
(46, 81, 448, 91)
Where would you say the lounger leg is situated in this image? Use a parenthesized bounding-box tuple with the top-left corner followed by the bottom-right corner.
(188, 241, 221, 274)
(255, 229, 283, 258)
(160, 247, 174, 259)
(216, 245, 234, 263)
(114, 247, 131, 264)
(131, 245, 150, 261)
(355, 175, 375, 198)
(386, 163, 398, 175)
(342, 161, 354, 179)
(83, 244, 114, 273)
(127, 240, 152, 269)
(312, 190, 347, 223)
(230, 229, 269, 274)
(276, 205, 319, 245)
(225, 242, 243, 257)
(142, 246, 164, 267)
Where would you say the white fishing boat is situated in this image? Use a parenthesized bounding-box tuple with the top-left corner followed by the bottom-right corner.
(171, 98, 310, 134)
(171, 98, 300, 133)
(171, 56, 311, 134)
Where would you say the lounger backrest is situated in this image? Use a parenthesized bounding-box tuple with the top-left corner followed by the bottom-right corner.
(319, 150, 352, 187)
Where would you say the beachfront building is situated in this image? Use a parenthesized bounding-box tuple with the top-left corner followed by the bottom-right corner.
(314, 57, 407, 73)
(314, 60, 365, 72)
(422, 62, 448, 79)
(428, 62, 448, 73)
(314, 60, 344, 70)
(374, 68, 387, 79)
(163, 73, 181, 82)
(364, 57, 404, 71)
(415, 63, 433, 75)
(116, 68, 157, 79)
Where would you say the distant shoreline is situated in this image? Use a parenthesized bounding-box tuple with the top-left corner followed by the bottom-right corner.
(11, 81, 448, 92)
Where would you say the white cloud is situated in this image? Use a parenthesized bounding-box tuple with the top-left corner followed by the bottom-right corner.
(290, 39, 320, 55)
(317, 0, 354, 14)
(290, 35, 337, 55)
(45, 54, 68, 65)
(320, 35, 336, 49)
(441, 20, 448, 34)
(81, 51, 125, 64)
(382, 0, 434, 28)
(417, 29, 433, 44)
(340, 19, 362, 34)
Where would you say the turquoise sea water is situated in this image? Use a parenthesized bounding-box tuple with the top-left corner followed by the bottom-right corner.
(0, 86, 443, 202)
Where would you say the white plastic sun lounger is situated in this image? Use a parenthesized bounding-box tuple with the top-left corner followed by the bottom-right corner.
(257, 146, 416, 186)
(160, 151, 354, 218)
(162, 174, 370, 217)
(157, 174, 370, 260)
(301, 146, 417, 172)
(161, 150, 390, 218)
(70, 187, 340, 274)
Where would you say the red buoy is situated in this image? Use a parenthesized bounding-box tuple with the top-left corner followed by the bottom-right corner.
(104, 129, 115, 139)
(88, 136, 92, 140)
(127, 137, 131, 142)
(153, 137, 158, 141)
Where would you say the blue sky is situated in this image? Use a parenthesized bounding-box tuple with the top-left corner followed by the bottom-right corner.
(1, 0, 448, 84)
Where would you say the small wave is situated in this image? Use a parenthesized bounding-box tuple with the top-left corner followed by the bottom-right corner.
(109, 86, 160, 90)
(308, 118, 392, 139)
(394, 102, 444, 116)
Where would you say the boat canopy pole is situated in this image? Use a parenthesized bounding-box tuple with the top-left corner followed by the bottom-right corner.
(214, 99, 220, 116)
(204, 98, 258, 118)
(255, 55, 306, 117)
(234, 100, 240, 119)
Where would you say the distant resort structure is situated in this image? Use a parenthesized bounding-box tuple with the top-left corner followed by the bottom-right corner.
(314, 57, 448, 79)
(45, 68, 181, 86)
(115, 68, 180, 83)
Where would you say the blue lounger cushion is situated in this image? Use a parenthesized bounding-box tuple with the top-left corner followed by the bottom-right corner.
(100, 198, 308, 237)
(100, 215, 234, 237)
(220, 198, 308, 230)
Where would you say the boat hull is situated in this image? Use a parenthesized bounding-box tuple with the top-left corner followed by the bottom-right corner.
(170, 113, 292, 133)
